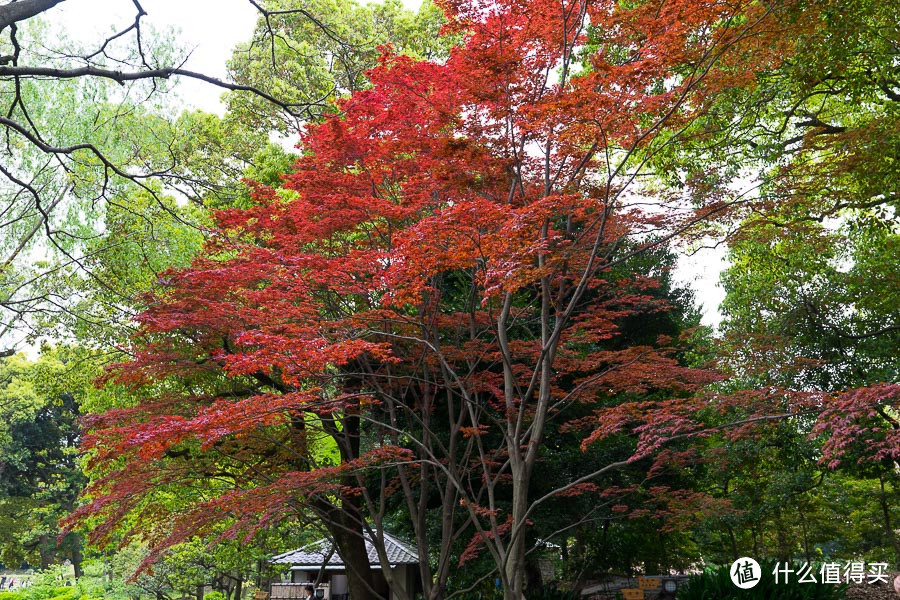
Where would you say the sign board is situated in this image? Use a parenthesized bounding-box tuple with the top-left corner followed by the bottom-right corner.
(621, 589, 644, 600)
(638, 577, 660, 590)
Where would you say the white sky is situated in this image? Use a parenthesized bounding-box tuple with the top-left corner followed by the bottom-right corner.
(676, 246, 727, 328)
(53, 0, 261, 112)
(46, 0, 727, 327)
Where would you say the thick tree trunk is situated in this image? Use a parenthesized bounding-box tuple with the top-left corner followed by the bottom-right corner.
(525, 559, 543, 596)
(331, 520, 380, 600)
(327, 412, 381, 600)
(70, 534, 84, 578)
(38, 533, 53, 570)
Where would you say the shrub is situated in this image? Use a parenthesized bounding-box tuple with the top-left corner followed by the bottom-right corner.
(676, 562, 849, 600)
(455, 585, 578, 600)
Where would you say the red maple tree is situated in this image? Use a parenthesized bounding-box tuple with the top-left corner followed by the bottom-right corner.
(64, 1, 889, 599)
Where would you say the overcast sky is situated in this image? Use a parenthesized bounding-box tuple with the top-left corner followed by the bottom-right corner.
(53, 0, 260, 112)
(48, 0, 727, 327)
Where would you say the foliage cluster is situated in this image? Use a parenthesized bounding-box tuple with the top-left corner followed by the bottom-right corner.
(676, 562, 849, 600)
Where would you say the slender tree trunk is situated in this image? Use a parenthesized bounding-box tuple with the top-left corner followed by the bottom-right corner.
(774, 511, 790, 562)
(798, 504, 811, 564)
(500, 270, 557, 600)
(505, 466, 529, 600)
(727, 527, 739, 561)
(878, 475, 900, 567)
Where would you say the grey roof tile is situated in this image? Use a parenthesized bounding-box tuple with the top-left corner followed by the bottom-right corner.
(271, 531, 418, 567)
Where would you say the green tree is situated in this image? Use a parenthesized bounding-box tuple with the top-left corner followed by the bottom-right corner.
(657, 0, 900, 568)
(716, 216, 900, 565)
(0, 349, 87, 574)
(226, 0, 453, 134)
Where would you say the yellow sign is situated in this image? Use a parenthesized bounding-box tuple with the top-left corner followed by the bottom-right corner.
(621, 590, 644, 600)
(638, 577, 660, 590)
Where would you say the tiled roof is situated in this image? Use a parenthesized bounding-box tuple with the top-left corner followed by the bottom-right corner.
(271, 532, 419, 567)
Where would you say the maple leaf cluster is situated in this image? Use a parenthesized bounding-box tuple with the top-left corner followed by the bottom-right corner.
(62, 0, 898, 597)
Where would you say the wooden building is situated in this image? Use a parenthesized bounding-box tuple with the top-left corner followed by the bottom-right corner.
(269, 532, 420, 600)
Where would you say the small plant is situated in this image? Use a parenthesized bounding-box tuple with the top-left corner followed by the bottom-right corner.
(676, 562, 848, 600)
(204, 592, 226, 600)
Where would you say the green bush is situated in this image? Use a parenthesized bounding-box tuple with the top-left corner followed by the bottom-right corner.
(454, 585, 577, 600)
(676, 562, 849, 600)
(0, 573, 106, 600)
(204, 592, 226, 600)
(23, 586, 78, 600)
